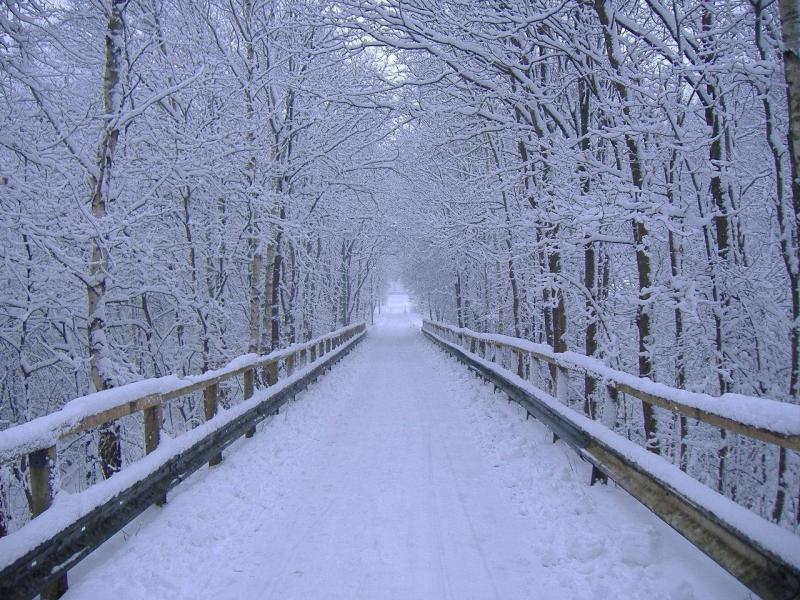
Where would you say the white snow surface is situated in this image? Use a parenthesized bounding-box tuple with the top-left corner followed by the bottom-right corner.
(64, 309, 749, 599)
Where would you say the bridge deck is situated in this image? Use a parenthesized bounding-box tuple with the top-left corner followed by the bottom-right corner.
(65, 311, 747, 599)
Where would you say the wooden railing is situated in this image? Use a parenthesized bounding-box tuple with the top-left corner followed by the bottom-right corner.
(422, 320, 800, 452)
(422, 319, 800, 600)
(0, 322, 366, 600)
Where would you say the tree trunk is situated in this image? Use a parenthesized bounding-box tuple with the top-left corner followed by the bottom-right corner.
(594, 0, 659, 454)
(454, 271, 464, 329)
(91, 0, 125, 479)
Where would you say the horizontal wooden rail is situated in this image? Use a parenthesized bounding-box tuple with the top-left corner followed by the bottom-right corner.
(0, 323, 366, 600)
(422, 323, 800, 600)
(422, 320, 800, 451)
(0, 323, 366, 464)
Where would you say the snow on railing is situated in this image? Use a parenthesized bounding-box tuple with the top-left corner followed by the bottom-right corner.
(0, 323, 366, 464)
(422, 320, 800, 450)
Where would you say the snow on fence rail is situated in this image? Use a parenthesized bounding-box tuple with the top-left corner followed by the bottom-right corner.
(422, 319, 800, 600)
(423, 321, 800, 449)
(0, 322, 366, 600)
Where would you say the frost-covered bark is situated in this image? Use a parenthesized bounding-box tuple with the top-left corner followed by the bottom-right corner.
(90, 0, 126, 479)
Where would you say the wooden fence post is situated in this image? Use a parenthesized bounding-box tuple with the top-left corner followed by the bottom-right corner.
(203, 383, 222, 466)
(244, 368, 256, 438)
(263, 360, 280, 415)
(143, 405, 166, 505)
(264, 360, 278, 386)
(30, 446, 68, 599)
(143, 406, 161, 455)
(286, 352, 295, 377)
(555, 365, 570, 405)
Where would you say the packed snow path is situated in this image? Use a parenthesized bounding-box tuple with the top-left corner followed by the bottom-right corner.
(66, 310, 748, 599)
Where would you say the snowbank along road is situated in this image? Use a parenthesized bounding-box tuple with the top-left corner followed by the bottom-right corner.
(65, 304, 750, 599)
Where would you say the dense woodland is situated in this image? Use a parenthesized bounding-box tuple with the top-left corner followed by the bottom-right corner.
(1, 0, 799, 536)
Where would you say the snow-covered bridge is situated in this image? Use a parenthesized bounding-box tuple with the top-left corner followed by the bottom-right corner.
(1, 298, 798, 600)
(8, 1, 800, 598)
(61, 309, 746, 600)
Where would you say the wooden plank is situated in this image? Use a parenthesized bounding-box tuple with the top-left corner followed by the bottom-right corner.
(423, 328, 800, 600)
(66, 394, 161, 438)
(0, 330, 366, 600)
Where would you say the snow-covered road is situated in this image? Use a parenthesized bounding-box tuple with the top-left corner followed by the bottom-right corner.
(65, 309, 749, 599)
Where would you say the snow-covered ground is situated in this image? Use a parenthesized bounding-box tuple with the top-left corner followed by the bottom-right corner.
(64, 302, 749, 599)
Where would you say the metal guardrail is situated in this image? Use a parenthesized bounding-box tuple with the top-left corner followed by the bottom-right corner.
(0, 323, 366, 600)
(422, 321, 800, 600)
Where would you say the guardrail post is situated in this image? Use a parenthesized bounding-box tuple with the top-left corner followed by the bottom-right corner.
(310, 344, 317, 363)
(144, 405, 166, 505)
(204, 383, 222, 466)
(244, 368, 256, 438)
(326, 339, 331, 354)
(30, 446, 68, 599)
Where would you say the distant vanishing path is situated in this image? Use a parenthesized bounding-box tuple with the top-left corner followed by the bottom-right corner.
(65, 308, 748, 600)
